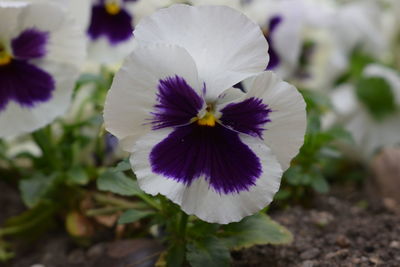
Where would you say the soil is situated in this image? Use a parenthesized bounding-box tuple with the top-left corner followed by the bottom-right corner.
(1, 181, 399, 267)
(233, 186, 400, 267)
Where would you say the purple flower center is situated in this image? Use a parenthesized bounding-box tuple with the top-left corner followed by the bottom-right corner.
(149, 76, 271, 194)
(265, 15, 283, 70)
(0, 28, 55, 112)
(87, 1, 134, 45)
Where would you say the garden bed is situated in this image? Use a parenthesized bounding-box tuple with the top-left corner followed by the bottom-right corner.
(2, 181, 399, 267)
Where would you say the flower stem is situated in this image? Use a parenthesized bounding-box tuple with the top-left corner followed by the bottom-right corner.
(178, 211, 189, 240)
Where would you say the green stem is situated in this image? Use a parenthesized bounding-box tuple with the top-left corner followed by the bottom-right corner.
(0, 208, 53, 237)
(178, 212, 189, 240)
(86, 206, 126, 217)
(93, 193, 147, 210)
(137, 193, 161, 211)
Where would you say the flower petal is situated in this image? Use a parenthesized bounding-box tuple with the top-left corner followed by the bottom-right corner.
(11, 28, 49, 60)
(151, 75, 204, 130)
(0, 60, 55, 111)
(219, 71, 306, 171)
(0, 62, 78, 138)
(131, 128, 282, 224)
(18, 2, 86, 68)
(134, 4, 269, 100)
(149, 124, 262, 194)
(0, 2, 26, 40)
(87, 5, 133, 45)
(219, 97, 272, 138)
(103, 44, 202, 152)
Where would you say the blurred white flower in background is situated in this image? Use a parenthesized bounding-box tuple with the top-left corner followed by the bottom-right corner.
(0, 1, 85, 138)
(330, 64, 400, 159)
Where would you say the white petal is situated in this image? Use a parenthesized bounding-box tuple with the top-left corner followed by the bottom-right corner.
(0, 63, 78, 138)
(330, 84, 359, 117)
(243, 0, 304, 78)
(18, 2, 86, 68)
(103, 44, 202, 152)
(0, 1, 26, 40)
(134, 4, 269, 100)
(87, 37, 135, 65)
(188, 0, 242, 10)
(131, 128, 283, 224)
(220, 71, 307, 171)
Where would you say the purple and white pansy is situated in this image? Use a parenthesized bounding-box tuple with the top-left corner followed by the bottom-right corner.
(0, 1, 85, 138)
(243, 0, 304, 79)
(88, 0, 137, 45)
(104, 5, 306, 224)
(86, 0, 137, 63)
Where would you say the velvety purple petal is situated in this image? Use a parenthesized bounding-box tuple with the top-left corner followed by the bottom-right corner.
(151, 76, 204, 130)
(87, 5, 134, 45)
(266, 16, 283, 70)
(267, 45, 280, 70)
(269, 16, 282, 33)
(0, 60, 55, 111)
(150, 124, 262, 194)
(220, 97, 271, 138)
(11, 28, 49, 60)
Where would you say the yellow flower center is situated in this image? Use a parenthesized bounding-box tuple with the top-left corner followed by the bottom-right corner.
(197, 111, 217, 127)
(0, 44, 12, 66)
(105, 1, 121, 15)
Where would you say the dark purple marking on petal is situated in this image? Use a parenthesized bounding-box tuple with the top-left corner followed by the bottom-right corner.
(87, 5, 134, 45)
(150, 124, 262, 194)
(266, 15, 283, 70)
(151, 75, 204, 130)
(11, 28, 49, 60)
(220, 97, 271, 138)
(0, 60, 55, 111)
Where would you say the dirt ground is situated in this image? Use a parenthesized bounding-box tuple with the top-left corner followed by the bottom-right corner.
(1, 181, 399, 267)
(233, 186, 400, 267)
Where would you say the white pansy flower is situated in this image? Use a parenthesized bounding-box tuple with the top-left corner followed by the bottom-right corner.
(0, 1, 85, 137)
(104, 5, 306, 223)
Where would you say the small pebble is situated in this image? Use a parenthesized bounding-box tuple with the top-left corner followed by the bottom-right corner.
(336, 235, 351, 248)
(369, 256, 382, 265)
(301, 260, 315, 267)
(325, 249, 348, 259)
(300, 248, 320, 260)
(87, 243, 106, 259)
(390, 241, 400, 249)
(68, 249, 85, 264)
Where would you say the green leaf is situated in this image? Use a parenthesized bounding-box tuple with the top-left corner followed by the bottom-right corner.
(311, 174, 330, 194)
(273, 189, 291, 201)
(301, 89, 331, 114)
(166, 242, 186, 267)
(97, 170, 141, 196)
(19, 173, 58, 208)
(356, 77, 397, 120)
(284, 166, 310, 186)
(350, 51, 375, 79)
(220, 213, 293, 250)
(1, 202, 56, 238)
(112, 159, 131, 172)
(67, 166, 89, 185)
(188, 221, 219, 239)
(118, 209, 153, 224)
(187, 236, 231, 267)
(0, 241, 14, 262)
(326, 126, 354, 144)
